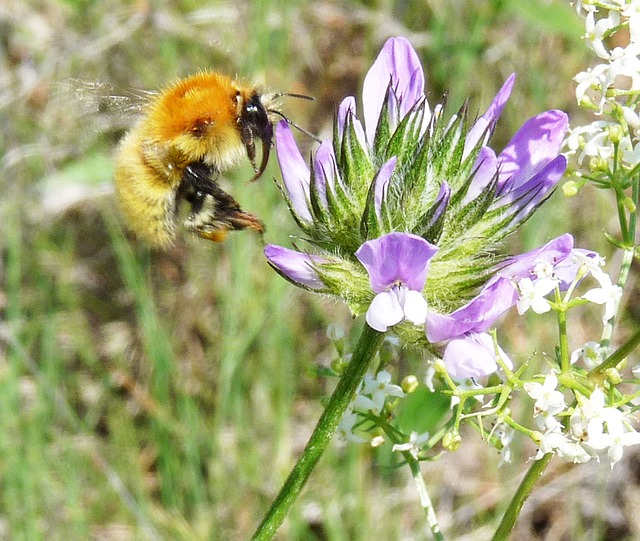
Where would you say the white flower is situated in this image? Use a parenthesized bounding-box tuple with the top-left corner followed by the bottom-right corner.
(582, 269, 622, 324)
(337, 409, 368, 444)
(353, 370, 405, 414)
(535, 427, 592, 463)
(533, 260, 555, 279)
(570, 341, 603, 369)
(370, 435, 386, 447)
(577, 388, 640, 467)
(623, 141, 640, 166)
(623, 0, 640, 43)
(584, 10, 620, 60)
(493, 424, 515, 465)
(608, 44, 640, 92)
(517, 277, 556, 314)
(524, 371, 566, 417)
(574, 65, 611, 110)
(392, 431, 430, 459)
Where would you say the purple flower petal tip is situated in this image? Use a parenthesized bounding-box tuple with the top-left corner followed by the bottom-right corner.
(362, 37, 425, 143)
(425, 277, 518, 342)
(275, 121, 312, 221)
(264, 244, 326, 290)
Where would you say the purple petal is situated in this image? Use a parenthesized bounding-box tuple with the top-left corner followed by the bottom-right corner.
(362, 37, 425, 143)
(355, 232, 439, 293)
(494, 233, 574, 283)
(490, 156, 567, 223)
(464, 74, 516, 158)
(496, 110, 568, 196)
(494, 155, 567, 223)
(425, 181, 451, 229)
(443, 332, 510, 379)
(313, 139, 339, 208)
(275, 121, 312, 222)
(264, 244, 326, 290)
(337, 96, 367, 148)
(374, 157, 397, 219)
(337, 96, 356, 139)
(425, 277, 518, 342)
(463, 146, 497, 205)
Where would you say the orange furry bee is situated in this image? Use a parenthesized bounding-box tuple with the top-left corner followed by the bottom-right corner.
(114, 71, 301, 248)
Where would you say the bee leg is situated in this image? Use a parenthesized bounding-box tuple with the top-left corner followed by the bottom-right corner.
(181, 162, 265, 242)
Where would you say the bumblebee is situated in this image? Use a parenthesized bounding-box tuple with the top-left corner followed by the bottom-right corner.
(114, 71, 281, 248)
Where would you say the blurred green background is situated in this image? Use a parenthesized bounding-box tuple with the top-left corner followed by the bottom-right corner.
(1, 0, 634, 539)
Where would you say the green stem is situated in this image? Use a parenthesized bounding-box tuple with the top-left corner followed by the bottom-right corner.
(406, 454, 445, 541)
(600, 246, 634, 355)
(252, 324, 384, 540)
(557, 307, 570, 374)
(589, 326, 640, 378)
(491, 453, 553, 541)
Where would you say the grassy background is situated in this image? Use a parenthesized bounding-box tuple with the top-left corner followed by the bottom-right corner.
(1, 0, 637, 539)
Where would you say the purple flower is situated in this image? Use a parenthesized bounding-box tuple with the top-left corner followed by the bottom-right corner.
(264, 245, 327, 290)
(362, 36, 426, 143)
(493, 233, 575, 283)
(443, 332, 513, 379)
(355, 233, 438, 332)
(464, 74, 516, 158)
(275, 121, 313, 222)
(269, 35, 575, 374)
(426, 277, 519, 343)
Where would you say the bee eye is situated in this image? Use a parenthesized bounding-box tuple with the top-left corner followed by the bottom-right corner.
(241, 94, 271, 138)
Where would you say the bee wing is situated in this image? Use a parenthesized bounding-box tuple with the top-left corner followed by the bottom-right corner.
(54, 79, 157, 131)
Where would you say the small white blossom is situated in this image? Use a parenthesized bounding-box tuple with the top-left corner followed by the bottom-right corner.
(533, 260, 555, 279)
(353, 370, 405, 414)
(576, 388, 640, 467)
(392, 431, 430, 459)
(535, 428, 592, 463)
(337, 410, 368, 444)
(370, 435, 386, 447)
(517, 277, 556, 314)
(623, 0, 640, 42)
(584, 10, 620, 60)
(524, 372, 567, 429)
(582, 269, 622, 324)
(570, 341, 603, 369)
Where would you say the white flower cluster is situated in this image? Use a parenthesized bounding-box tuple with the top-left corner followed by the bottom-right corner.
(566, 1, 640, 173)
(337, 370, 405, 445)
(516, 250, 622, 326)
(526, 372, 640, 467)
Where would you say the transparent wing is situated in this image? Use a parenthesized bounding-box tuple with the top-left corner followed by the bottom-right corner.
(54, 79, 157, 131)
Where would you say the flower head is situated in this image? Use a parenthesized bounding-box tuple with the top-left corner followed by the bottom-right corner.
(266, 36, 570, 379)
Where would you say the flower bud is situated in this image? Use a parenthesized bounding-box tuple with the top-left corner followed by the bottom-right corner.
(624, 196, 636, 213)
(562, 180, 579, 197)
(607, 124, 624, 144)
(605, 367, 622, 385)
(589, 155, 609, 172)
(443, 431, 462, 451)
(401, 375, 419, 394)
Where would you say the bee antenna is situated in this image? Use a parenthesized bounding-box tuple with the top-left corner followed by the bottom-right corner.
(272, 92, 316, 101)
(269, 109, 322, 143)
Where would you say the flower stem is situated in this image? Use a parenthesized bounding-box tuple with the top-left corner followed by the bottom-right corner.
(252, 324, 384, 540)
(491, 452, 553, 541)
(405, 454, 445, 541)
(600, 246, 634, 355)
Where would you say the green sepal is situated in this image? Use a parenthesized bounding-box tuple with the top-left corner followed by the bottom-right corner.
(339, 115, 374, 201)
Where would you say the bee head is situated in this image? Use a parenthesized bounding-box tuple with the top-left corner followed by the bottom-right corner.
(239, 92, 274, 182)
